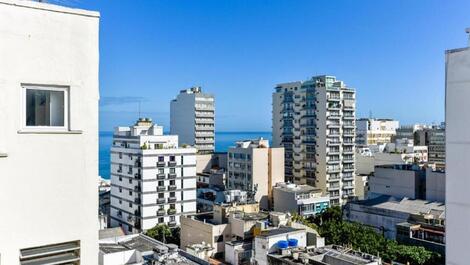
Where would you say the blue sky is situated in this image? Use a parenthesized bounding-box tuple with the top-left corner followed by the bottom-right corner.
(68, 0, 470, 131)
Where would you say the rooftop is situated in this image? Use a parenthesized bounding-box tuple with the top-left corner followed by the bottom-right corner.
(352, 195, 445, 218)
(274, 183, 322, 194)
(0, 0, 99, 17)
(268, 245, 381, 265)
(257, 226, 305, 238)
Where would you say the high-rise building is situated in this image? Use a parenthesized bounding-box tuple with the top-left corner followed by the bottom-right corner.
(171, 87, 215, 154)
(110, 119, 197, 233)
(272, 75, 356, 205)
(356, 118, 399, 146)
(0, 1, 99, 264)
(227, 138, 284, 209)
(445, 28, 470, 265)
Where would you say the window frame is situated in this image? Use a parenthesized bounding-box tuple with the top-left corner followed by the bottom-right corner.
(22, 84, 69, 132)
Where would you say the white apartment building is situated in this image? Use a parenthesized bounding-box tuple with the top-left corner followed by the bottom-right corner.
(0, 1, 99, 264)
(171, 86, 215, 154)
(273, 75, 356, 205)
(356, 118, 399, 145)
(273, 183, 330, 217)
(445, 29, 470, 265)
(110, 119, 197, 233)
(227, 138, 284, 209)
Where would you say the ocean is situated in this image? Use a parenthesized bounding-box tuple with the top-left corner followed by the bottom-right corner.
(99, 131, 272, 179)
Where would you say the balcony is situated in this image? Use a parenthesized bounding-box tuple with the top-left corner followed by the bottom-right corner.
(134, 186, 141, 192)
(168, 173, 177, 179)
(157, 198, 166, 204)
(157, 209, 165, 216)
(327, 159, 340, 165)
(157, 186, 166, 192)
(343, 142, 354, 146)
(157, 161, 165, 167)
(168, 185, 177, 191)
(327, 141, 340, 147)
(168, 197, 177, 203)
(327, 168, 340, 173)
(343, 185, 354, 189)
(167, 208, 177, 215)
(168, 221, 177, 227)
(343, 167, 354, 172)
(157, 173, 165, 180)
(134, 220, 141, 230)
(343, 149, 354, 154)
(134, 173, 141, 180)
(343, 123, 355, 128)
(327, 123, 340, 128)
(134, 198, 141, 204)
(168, 161, 177, 167)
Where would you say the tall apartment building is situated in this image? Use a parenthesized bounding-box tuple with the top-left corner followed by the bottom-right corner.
(227, 138, 284, 209)
(273, 75, 356, 205)
(445, 29, 470, 265)
(356, 118, 399, 145)
(0, 1, 99, 264)
(110, 119, 197, 233)
(171, 86, 215, 154)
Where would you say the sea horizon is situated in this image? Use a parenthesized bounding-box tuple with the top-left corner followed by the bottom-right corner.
(99, 131, 272, 179)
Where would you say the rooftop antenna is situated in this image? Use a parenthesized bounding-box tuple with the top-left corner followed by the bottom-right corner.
(466, 28, 470, 47)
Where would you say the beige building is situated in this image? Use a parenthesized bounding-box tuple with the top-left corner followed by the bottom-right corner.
(227, 138, 284, 209)
(180, 202, 260, 257)
(356, 118, 399, 146)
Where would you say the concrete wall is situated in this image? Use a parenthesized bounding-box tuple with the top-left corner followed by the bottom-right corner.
(170, 94, 196, 145)
(268, 148, 285, 207)
(180, 216, 231, 255)
(0, 1, 99, 264)
(368, 167, 418, 199)
(425, 169, 445, 202)
(254, 231, 307, 265)
(445, 43, 470, 265)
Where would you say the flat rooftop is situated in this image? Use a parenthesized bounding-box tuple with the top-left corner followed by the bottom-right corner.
(257, 226, 305, 238)
(274, 183, 322, 194)
(0, 0, 99, 17)
(352, 195, 445, 217)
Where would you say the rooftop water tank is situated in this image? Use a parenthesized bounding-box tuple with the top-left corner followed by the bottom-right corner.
(277, 240, 288, 249)
(288, 239, 298, 247)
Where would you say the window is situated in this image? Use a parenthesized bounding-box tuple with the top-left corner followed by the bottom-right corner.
(129, 202, 132, 208)
(170, 168, 175, 173)
(170, 156, 175, 161)
(24, 85, 68, 129)
(158, 156, 164, 162)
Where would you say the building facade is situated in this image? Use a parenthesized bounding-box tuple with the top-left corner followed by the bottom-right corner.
(356, 118, 399, 146)
(170, 86, 215, 154)
(110, 119, 197, 233)
(273, 75, 356, 205)
(445, 29, 470, 265)
(273, 183, 330, 217)
(0, 1, 99, 264)
(227, 138, 284, 209)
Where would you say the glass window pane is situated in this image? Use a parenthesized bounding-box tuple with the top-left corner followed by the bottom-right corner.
(26, 89, 64, 127)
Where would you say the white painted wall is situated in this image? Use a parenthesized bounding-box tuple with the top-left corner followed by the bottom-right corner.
(0, 1, 99, 264)
(445, 41, 470, 265)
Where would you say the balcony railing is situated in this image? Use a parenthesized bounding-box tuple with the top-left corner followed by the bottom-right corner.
(157, 186, 166, 192)
(168, 173, 177, 179)
(157, 173, 165, 180)
(168, 161, 177, 167)
(157, 209, 165, 216)
(157, 161, 165, 167)
(168, 221, 177, 227)
(157, 198, 166, 204)
(168, 197, 177, 203)
(167, 208, 177, 215)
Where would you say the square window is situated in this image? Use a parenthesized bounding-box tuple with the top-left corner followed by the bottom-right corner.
(24, 86, 68, 129)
